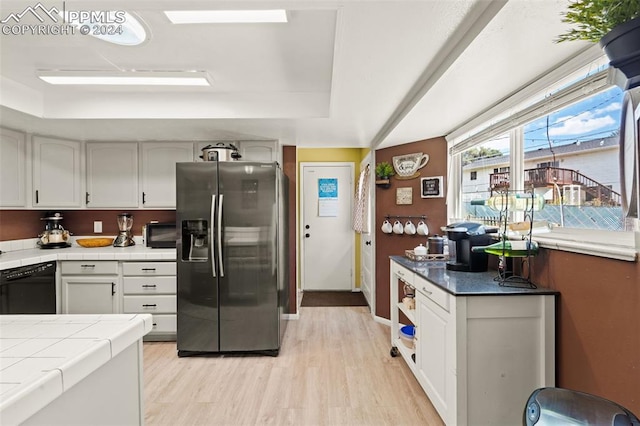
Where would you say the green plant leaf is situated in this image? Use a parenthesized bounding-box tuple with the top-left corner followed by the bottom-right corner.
(556, 0, 640, 43)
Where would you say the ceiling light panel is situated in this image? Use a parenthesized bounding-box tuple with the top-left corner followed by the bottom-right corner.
(37, 71, 212, 86)
(164, 10, 288, 24)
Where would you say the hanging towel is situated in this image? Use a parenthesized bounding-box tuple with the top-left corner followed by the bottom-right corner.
(353, 164, 371, 233)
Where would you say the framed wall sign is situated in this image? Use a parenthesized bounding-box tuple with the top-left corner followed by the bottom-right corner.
(421, 176, 444, 198)
(396, 187, 413, 205)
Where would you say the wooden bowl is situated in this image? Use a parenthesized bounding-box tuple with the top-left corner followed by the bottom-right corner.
(76, 238, 114, 248)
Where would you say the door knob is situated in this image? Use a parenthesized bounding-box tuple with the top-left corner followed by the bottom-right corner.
(365, 241, 371, 245)
(305, 233, 310, 238)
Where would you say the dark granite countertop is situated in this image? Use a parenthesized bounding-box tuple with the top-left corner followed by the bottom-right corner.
(391, 256, 558, 296)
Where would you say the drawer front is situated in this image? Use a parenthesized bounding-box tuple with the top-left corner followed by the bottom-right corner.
(123, 295, 176, 314)
(123, 276, 176, 294)
(122, 262, 176, 276)
(415, 275, 449, 312)
(149, 314, 177, 334)
(60, 261, 118, 275)
(392, 262, 415, 286)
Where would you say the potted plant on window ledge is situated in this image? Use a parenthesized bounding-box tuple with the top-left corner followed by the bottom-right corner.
(375, 162, 395, 188)
(556, 0, 640, 90)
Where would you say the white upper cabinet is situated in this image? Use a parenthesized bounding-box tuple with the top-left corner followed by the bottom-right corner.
(141, 142, 194, 208)
(32, 136, 82, 208)
(0, 128, 26, 207)
(237, 141, 279, 163)
(86, 142, 139, 208)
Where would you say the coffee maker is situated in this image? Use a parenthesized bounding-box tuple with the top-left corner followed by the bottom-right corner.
(113, 213, 135, 247)
(445, 222, 495, 272)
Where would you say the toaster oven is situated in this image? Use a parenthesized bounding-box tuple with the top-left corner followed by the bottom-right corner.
(145, 222, 177, 248)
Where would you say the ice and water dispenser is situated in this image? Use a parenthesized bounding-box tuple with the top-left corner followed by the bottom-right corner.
(181, 220, 209, 261)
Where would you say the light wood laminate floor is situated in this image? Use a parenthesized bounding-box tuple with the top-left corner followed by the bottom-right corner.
(143, 307, 444, 425)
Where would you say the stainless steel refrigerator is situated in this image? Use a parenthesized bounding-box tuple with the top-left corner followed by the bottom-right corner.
(176, 161, 288, 356)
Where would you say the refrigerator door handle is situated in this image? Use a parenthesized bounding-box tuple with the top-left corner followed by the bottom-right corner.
(218, 194, 224, 277)
(211, 194, 216, 277)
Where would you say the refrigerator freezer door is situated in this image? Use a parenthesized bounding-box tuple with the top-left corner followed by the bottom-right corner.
(218, 162, 279, 352)
(176, 162, 219, 354)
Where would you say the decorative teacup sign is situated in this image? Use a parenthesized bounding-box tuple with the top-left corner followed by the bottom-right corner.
(392, 152, 429, 179)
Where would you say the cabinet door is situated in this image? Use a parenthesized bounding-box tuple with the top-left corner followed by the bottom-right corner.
(61, 276, 118, 314)
(33, 136, 82, 207)
(0, 128, 26, 207)
(86, 142, 138, 207)
(237, 141, 279, 162)
(416, 291, 450, 421)
(141, 142, 193, 208)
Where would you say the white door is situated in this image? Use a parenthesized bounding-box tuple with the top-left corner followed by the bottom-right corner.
(301, 163, 354, 291)
(358, 154, 374, 310)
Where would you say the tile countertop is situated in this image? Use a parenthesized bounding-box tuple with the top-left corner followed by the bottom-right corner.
(391, 256, 558, 296)
(0, 314, 153, 425)
(0, 245, 177, 271)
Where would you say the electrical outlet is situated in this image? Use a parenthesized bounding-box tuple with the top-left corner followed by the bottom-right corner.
(94, 221, 102, 233)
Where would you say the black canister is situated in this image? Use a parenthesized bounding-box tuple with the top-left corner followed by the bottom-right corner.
(428, 235, 444, 254)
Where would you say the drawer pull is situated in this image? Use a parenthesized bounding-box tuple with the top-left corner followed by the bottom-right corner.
(152, 323, 157, 327)
(142, 304, 157, 308)
(141, 268, 156, 272)
(422, 286, 432, 295)
(141, 284, 157, 288)
(397, 270, 405, 277)
(81, 264, 96, 268)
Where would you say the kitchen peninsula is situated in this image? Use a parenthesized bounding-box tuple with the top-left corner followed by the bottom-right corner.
(390, 256, 557, 425)
(0, 314, 152, 426)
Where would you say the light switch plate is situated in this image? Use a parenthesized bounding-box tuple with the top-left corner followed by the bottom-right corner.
(94, 221, 102, 233)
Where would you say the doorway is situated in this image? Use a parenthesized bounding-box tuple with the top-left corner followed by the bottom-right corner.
(301, 163, 354, 291)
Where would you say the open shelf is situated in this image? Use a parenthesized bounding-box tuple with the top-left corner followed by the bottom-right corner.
(397, 301, 416, 324)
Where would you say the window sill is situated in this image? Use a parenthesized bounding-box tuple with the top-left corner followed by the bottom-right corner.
(532, 227, 639, 262)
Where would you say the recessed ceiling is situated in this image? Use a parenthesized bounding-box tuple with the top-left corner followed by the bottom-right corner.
(0, 0, 597, 147)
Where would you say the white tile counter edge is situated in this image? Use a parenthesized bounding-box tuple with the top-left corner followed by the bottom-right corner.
(0, 243, 176, 270)
(0, 314, 153, 426)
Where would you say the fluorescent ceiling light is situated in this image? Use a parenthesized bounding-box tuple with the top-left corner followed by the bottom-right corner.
(164, 9, 287, 24)
(37, 71, 212, 86)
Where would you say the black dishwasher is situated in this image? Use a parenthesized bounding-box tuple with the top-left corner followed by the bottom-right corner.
(0, 262, 56, 314)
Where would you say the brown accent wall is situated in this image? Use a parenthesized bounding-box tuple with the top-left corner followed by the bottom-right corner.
(283, 145, 298, 315)
(531, 250, 640, 414)
(0, 209, 175, 240)
(375, 137, 448, 319)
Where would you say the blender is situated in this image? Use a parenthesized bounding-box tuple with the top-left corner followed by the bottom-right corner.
(113, 213, 135, 247)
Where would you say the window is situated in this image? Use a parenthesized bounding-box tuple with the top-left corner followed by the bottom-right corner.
(447, 70, 635, 259)
(522, 86, 624, 231)
(461, 135, 509, 226)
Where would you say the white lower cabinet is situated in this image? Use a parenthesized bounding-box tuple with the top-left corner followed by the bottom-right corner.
(122, 262, 177, 341)
(415, 280, 453, 421)
(61, 261, 119, 314)
(391, 260, 555, 426)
